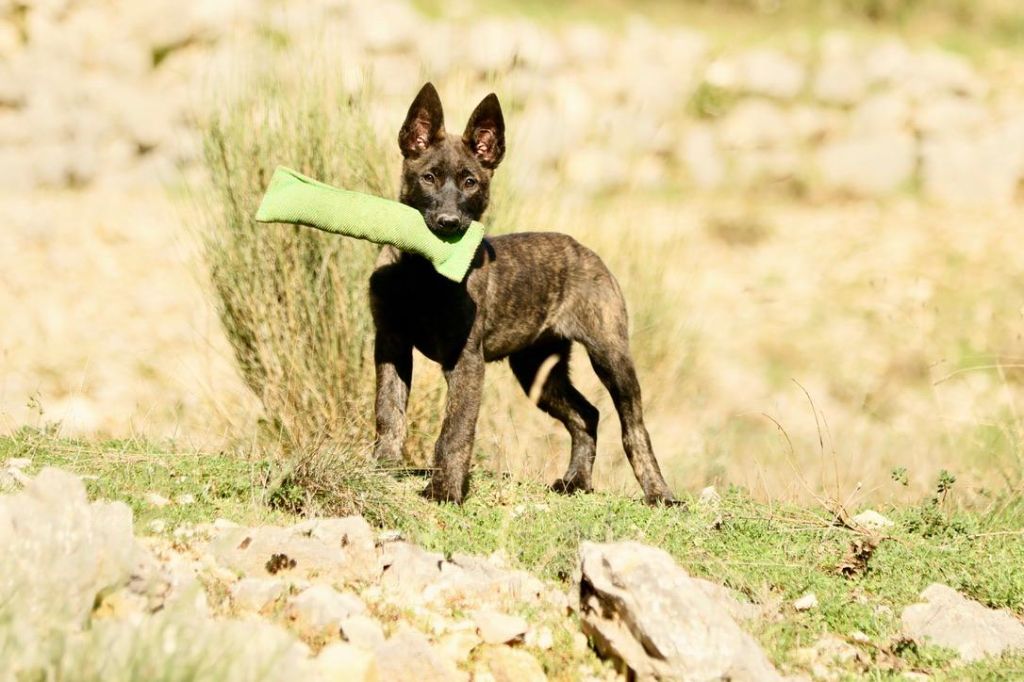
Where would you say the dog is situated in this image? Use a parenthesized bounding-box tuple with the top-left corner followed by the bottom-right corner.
(369, 82, 676, 505)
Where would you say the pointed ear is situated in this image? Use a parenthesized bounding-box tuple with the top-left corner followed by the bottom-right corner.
(398, 83, 445, 158)
(462, 93, 505, 169)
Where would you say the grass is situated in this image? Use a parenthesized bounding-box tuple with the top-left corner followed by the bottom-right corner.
(5, 430, 1024, 679)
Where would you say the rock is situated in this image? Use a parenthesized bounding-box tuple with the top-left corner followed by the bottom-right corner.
(851, 92, 912, 134)
(692, 578, 760, 621)
(286, 585, 367, 637)
(230, 577, 286, 613)
(314, 642, 378, 681)
(0, 468, 138, 631)
(915, 96, 988, 137)
(380, 541, 444, 599)
(144, 491, 171, 508)
(427, 553, 546, 608)
(437, 628, 482, 665)
(473, 609, 529, 645)
(718, 48, 806, 100)
(719, 99, 793, 150)
(682, 125, 726, 190)
(375, 626, 465, 682)
(477, 646, 547, 682)
(208, 516, 379, 584)
(901, 583, 1024, 662)
(816, 131, 916, 196)
(814, 57, 867, 106)
(576, 541, 782, 681)
(921, 124, 1024, 206)
(340, 614, 387, 649)
(794, 592, 818, 611)
(794, 634, 868, 679)
(696, 483, 720, 503)
(852, 510, 895, 530)
(174, 493, 195, 506)
(526, 626, 555, 651)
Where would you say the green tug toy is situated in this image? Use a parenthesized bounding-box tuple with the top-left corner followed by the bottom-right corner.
(254, 165, 485, 282)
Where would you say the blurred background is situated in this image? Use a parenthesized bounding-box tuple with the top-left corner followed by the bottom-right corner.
(2, 0, 1024, 503)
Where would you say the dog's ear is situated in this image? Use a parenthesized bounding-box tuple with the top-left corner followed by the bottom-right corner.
(463, 93, 505, 169)
(399, 83, 445, 158)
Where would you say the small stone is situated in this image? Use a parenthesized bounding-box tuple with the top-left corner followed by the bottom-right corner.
(287, 585, 367, 636)
(315, 642, 378, 681)
(147, 519, 167, 534)
(526, 625, 555, 651)
(794, 593, 819, 612)
(478, 646, 546, 682)
(473, 609, 529, 645)
(144, 492, 171, 508)
(375, 626, 463, 682)
(698, 486, 721, 507)
(902, 583, 1024, 662)
(852, 510, 895, 530)
(437, 629, 482, 664)
(230, 577, 286, 613)
(174, 493, 195, 505)
(339, 615, 386, 649)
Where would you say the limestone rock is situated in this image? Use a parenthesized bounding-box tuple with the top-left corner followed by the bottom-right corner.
(230, 577, 286, 613)
(901, 583, 1024, 662)
(816, 131, 915, 196)
(208, 516, 379, 584)
(472, 609, 529, 645)
(851, 510, 894, 530)
(286, 585, 367, 637)
(576, 541, 782, 681)
(793, 592, 818, 612)
(375, 626, 465, 682)
(314, 642, 379, 682)
(340, 614, 387, 649)
(477, 645, 547, 682)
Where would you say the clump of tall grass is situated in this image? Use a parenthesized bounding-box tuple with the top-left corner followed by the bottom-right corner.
(196, 59, 394, 452)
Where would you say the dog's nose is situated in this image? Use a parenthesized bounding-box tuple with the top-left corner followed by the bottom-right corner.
(436, 214, 461, 232)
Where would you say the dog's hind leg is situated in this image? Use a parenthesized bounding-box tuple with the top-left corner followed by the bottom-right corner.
(509, 340, 599, 494)
(576, 308, 676, 505)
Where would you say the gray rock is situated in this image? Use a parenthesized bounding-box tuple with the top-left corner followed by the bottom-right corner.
(921, 124, 1024, 206)
(380, 540, 444, 598)
(339, 614, 386, 649)
(208, 516, 379, 584)
(313, 642, 378, 681)
(286, 584, 367, 636)
(682, 125, 726, 190)
(813, 57, 867, 106)
(722, 48, 806, 100)
(230, 577, 286, 613)
(472, 609, 528, 645)
(477, 645, 547, 682)
(816, 131, 916, 196)
(719, 100, 793, 150)
(375, 626, 465, 682)
(576, 541, 782, 681)
(901, 583, 1024, 662)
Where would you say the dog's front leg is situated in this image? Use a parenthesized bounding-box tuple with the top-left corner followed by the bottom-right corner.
(424, 350, 485, 503)
(373, 332, 412, 467)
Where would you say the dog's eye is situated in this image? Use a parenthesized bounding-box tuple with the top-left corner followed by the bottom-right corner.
(421, 172, 436, 184)
(463, 176, 477, 189)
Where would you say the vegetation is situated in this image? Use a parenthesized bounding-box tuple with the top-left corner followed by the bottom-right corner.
(4, 430, 1024, 679)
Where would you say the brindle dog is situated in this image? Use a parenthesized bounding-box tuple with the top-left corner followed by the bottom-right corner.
(370, 83, 676, 505)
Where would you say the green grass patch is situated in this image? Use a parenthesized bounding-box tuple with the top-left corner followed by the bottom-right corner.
(4, 431, 1024, 679)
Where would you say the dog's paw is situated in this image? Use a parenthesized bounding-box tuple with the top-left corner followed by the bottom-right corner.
(421, 479, 464, 505)
(644, 493, 687, 509)
(550, 477, 593, 496)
